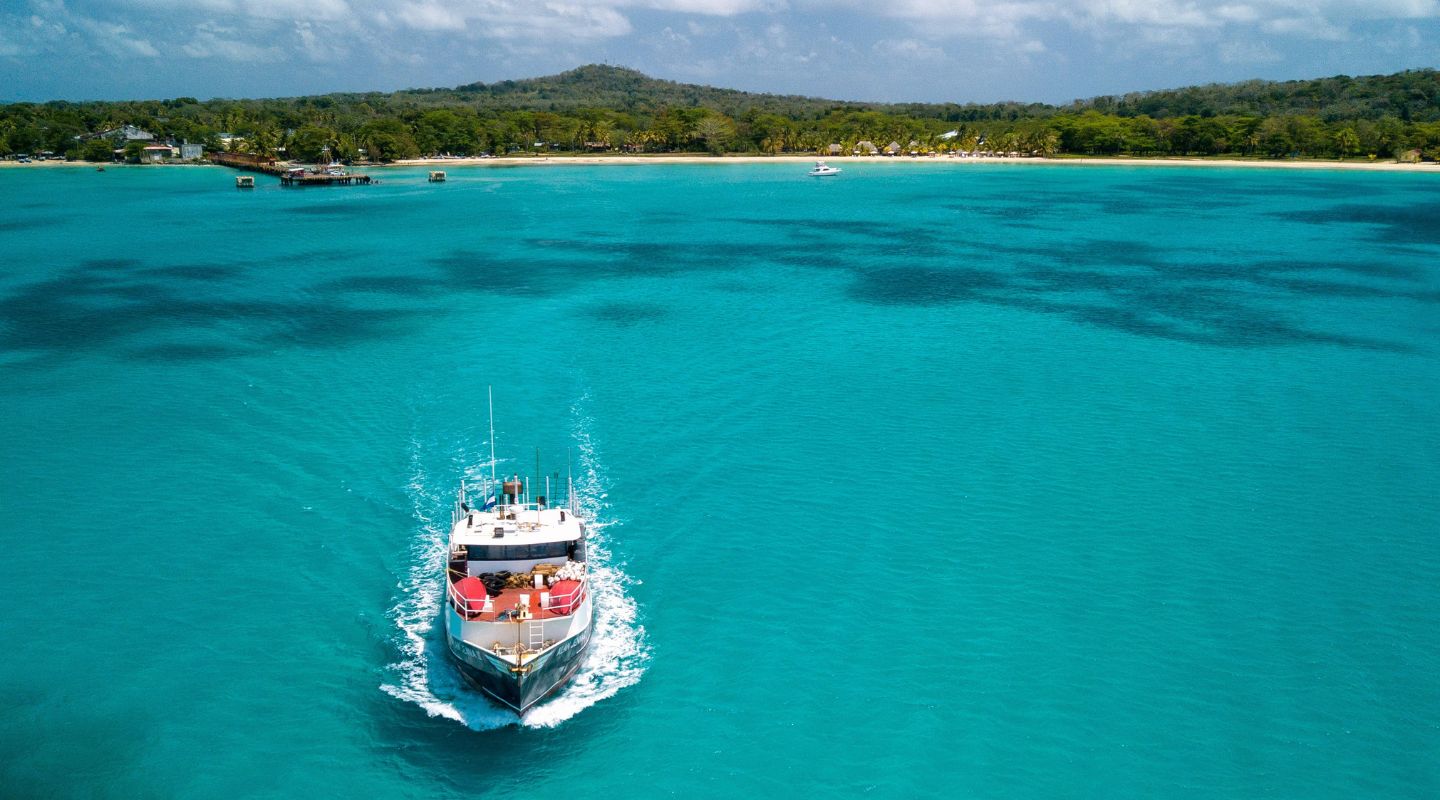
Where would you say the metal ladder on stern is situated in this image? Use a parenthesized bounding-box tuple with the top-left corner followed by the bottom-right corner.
(526, 621, 546, 653)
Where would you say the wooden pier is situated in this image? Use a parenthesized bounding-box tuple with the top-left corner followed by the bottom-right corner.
(278, 171, 373, 186)
(213, 152, 283, 175)
(213, 152, 372, 187)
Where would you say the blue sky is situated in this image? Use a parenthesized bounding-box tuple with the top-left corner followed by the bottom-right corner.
(2, 0, 1438, 104)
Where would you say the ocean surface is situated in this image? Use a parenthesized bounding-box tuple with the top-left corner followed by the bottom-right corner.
(2, 161, 1438, 797)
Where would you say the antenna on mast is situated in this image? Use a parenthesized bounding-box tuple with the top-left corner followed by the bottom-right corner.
(488, 385, 497, 487)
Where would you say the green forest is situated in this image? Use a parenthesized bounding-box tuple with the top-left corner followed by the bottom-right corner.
(4, 65, 1440, 162)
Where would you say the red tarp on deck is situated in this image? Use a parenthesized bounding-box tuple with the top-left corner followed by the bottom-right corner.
(549, 580, 582, 615)
(453, 576, 489, 612)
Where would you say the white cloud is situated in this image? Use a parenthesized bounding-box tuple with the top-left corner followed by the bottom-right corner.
(1076, 0, 1218, 28)
(29, 13, 67, 36)
(394, 1, 467, 31)
(801, 0, 1440, 48)
(182, 22, 284, 60)
(125, 0, 352, 22)
(657, 25, 692, 47)
(872, 37, 945, 60)
(485, 4, 633, 39)
(1377, 23, 1425, 49)
(0, 31, 23, 57)
(632, 0, 783, 13)
(33, 0, 1440, 68)
(72, 16, 160, 57)
(1215, 4, 1260, 23)
(1262, 14, 1350, 39)
(1218, 38, 1282, 61)
(364, 0, 629, 38)
(294, 20, 349, 62)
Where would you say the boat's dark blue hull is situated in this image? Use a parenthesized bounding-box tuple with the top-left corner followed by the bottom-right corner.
(447, 624, 593, 714)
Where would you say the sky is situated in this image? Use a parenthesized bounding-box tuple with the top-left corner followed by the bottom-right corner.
(1, 0, 1438, 104)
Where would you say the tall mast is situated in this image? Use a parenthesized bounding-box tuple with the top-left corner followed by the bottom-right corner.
(488, 385, 496, 488)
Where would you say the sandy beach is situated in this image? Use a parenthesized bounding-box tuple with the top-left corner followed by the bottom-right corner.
(390, 154, 1440, 173)
(4, 154, 1436, 172)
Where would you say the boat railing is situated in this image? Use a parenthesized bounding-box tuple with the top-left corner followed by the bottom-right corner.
(452, 476, 580, 527)
(448, 575, 588, 622)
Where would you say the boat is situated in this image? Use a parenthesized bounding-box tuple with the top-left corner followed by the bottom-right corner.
(443, 395, 593, 715)
(809, 160, 842, 176)
(428, 170, 447, 182)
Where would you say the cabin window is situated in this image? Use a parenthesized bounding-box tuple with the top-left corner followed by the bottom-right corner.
(467, 541, 570, 561)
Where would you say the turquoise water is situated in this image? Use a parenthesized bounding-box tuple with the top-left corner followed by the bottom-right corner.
(2, 162, 1438, 797)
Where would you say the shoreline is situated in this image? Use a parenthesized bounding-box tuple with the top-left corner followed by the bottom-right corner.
(3, 154, 1436, 173)
(391, 154, 1440, 173)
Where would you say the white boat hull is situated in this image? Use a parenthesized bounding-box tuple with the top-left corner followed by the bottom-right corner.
(444, 594, 593, 714)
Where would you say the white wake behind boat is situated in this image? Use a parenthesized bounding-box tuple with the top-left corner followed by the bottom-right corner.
(809, 160, 842, 176)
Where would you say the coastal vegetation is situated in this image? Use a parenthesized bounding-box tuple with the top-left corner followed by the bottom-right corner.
(3, 65, 1439, 162)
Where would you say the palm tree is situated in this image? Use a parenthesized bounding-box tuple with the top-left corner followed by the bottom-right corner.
(1333, 127, 1360, 160)
(795, 130, 823, 154)
(248, 127, 279, 158)
(1032, 130, 1060, 158)
(592, 120, 614, 149)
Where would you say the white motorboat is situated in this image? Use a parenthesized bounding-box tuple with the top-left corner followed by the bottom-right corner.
(809, 160, 842, 176)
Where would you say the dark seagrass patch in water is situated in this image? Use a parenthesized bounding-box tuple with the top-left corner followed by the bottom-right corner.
(1274, 202, 1440, 245)
(124, 342, 256, 361)
(141, 264, 245, 281)
(843, 258, 1414, 352)
(0, 257, 433, 368)
(585, 301, 668, 326)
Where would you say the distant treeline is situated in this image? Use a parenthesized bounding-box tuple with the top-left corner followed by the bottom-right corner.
(3, 65, 1439, 162)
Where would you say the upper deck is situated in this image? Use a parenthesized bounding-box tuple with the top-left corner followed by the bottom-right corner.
(451, 503, 584, 547)
(449, 475, 585, 550)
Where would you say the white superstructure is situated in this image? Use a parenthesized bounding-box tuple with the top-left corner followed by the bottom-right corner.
(443, 473, 594, 714)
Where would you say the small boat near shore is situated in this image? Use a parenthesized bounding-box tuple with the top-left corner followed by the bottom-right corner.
(809, 160, 842, 176)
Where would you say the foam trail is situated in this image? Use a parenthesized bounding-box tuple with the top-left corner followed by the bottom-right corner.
(381, 402, 649, 729)
(379, 442, 514, 729)
(521, 397, 650, 727)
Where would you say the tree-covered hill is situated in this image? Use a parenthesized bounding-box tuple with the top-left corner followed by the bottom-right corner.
(449, 64, 852, 117)
(3, 64, 1439, 162)
(1070, 70, 1440, 122)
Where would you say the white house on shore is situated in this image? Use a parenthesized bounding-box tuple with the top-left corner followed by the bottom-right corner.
(81, 125, 155, 144)
(141, 144, 176, 162)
